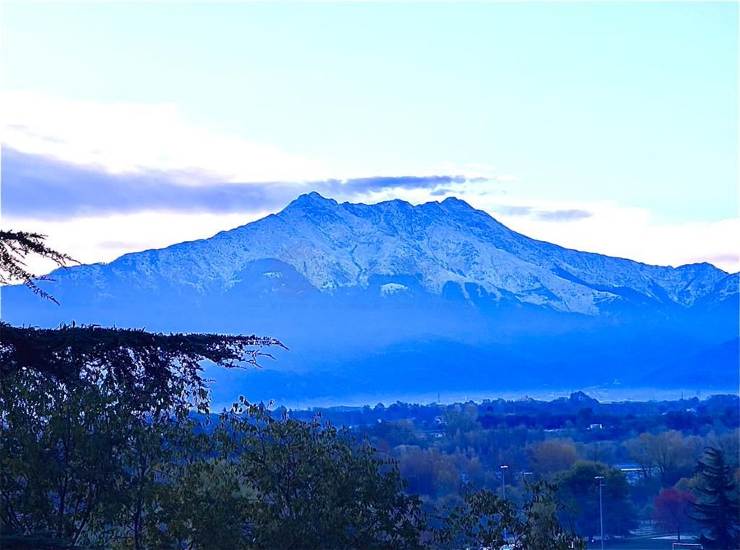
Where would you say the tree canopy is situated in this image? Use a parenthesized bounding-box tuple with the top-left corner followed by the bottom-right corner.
(1, 322, 283, 411)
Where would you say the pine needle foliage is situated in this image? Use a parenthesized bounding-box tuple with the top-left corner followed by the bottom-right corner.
(0, 230, 75, 303)
(691, 447, 740, 549)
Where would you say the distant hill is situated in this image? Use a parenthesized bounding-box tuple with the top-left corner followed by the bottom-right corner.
(3, 193, 738, 402)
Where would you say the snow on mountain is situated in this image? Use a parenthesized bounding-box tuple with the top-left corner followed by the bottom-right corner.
(4, 192, 737, 400)
(60, 192, 732, 316)
(380, 283, 409, 296)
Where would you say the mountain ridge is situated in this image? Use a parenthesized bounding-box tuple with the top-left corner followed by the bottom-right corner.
(3, 192, 737, 401)
(50, 192, 733, 314)
(49, 191, 733, 281)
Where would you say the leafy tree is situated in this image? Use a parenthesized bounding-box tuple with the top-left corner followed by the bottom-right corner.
(435, 488, 517, 548)
(517, 481, 586, 550)
(2, 366, 130, 546)
(435, 483, 584, 549)
(397, 447, 464, 498)
(214, 399, 425, 549)
(136, 429, 256, 550)
(691, 447, 740, 549)
(625, 433, 656, 480)
(625, 431, 701, 486)
(653, 487, 694, 541)
(126, 401, 427, 549)
(556, 461, 637, 539)
(528, 439, 578, 476)
(370, 419, 420, 448)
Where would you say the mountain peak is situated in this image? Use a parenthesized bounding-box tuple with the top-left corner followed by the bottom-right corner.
(286, 192, 479, 217)
(441, 196, 471, 207)
(569, 391, 599, 405)
(282, 192, 340, 216)
(288, 191, 337, 208)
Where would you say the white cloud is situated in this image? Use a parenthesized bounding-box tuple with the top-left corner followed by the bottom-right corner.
(1, 91, 329, 183)
(1, 91, 504, 184)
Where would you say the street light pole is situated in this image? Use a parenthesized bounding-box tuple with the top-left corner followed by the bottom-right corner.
(595, 476, 605, 550)
(500, 465, 510, 543)
(500, 465, 509, 499)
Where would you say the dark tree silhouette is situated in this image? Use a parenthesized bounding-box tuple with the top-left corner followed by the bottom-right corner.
(691, 447, 740, 549)
(0, 230, 75, 303)
(0, 322, 283, 407)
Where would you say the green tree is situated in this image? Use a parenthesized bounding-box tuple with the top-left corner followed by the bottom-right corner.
(556, 461, 637, 539)
(517, 481, 585, 550)
(138, 438, 256, 550)
(0, 323, 279, 548)
(691, 447, 740, 549)
(435, 483, 584, 550)
(435, 488, 517, 548)
(528, 439, 578, 476)
(397, 447, 461, 498)
(213, 399, 425, 549)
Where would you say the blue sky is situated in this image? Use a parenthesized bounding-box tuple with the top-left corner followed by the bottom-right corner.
(1, 2, 738, 271)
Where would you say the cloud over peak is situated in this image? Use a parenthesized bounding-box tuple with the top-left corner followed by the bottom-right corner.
(494, 204, 593, 222)
(1, 148, 479, 220)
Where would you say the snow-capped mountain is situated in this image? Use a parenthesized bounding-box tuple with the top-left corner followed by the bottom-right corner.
(3, 193, 737, 402)
(36, 192, 735, 313)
